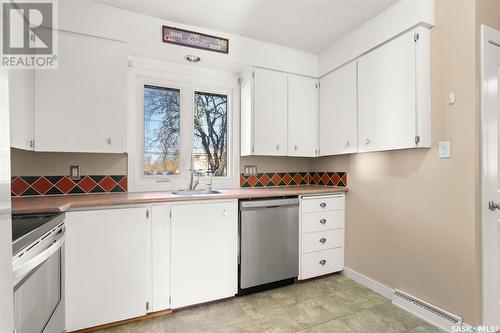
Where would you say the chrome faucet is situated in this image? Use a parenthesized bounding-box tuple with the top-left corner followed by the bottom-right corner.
(209, 170, 219, 191)
(189, 169, 199, 190)
(188, 153, 199, 190)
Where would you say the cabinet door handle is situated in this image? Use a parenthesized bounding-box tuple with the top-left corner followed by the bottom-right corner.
(320, 202, 327, 208)
(319, 218, 327, 224)
(223, 210, 228, 217)
(107, 137, 112, 145)
(319, 238, 327, 244)
(364, 138, 370, 145)
(345, 140, 350, 148)
(294, 145, 298, 151)
(276, 144, 280, 150)
(319, 259, 327, 265)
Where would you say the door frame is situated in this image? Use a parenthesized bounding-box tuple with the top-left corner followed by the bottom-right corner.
(481, 24, 500, 326)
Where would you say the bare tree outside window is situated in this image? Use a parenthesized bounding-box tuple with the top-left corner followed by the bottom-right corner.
(143, 85, 180, 176)
(193, 92, 228, 177)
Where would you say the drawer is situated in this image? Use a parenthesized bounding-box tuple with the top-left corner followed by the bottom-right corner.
(300, 248, 344, 280)
(302, 210, 344, 233)
(301, 229, 343, 253)
(301, 195, 344, 213)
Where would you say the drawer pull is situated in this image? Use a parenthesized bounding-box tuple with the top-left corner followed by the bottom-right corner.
(320, 202, 327, 208)
(319, 238, 327, 244)
(319, 218, 327, 224)
(319, 259, 327, 265)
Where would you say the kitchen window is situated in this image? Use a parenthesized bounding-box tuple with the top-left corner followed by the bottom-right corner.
(143, 85, 180, 176)
(128, 59, 239, 191)
(193, 91, 228, 177)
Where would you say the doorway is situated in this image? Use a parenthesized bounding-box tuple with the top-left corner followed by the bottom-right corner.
(481, 25, 500, 327)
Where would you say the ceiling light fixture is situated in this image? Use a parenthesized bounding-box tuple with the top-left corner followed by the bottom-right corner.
(185, 55, 201, 63)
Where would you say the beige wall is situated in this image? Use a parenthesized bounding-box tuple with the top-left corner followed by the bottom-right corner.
(311, 0, 482, 323)
(240, 156, 310, 173)
(10, 149, 127, 176)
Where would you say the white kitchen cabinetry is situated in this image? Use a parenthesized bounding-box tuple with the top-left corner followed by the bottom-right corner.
(288, 75, 319, 157)
(299, 194, 345, 280)
(151, 204, 171, 312)
(64, 207, 151, 332)
(357, 28, 430, 152)
(9, 70, 34, 150)
(170, 200, 238, 308)
(244, 68, 288, 156)
(241, 67, 318, 157)
(34, 30, 127, 152)
(319, 62, 357, 156)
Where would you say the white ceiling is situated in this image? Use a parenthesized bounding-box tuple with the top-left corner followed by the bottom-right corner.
(95, 0, 399, 53)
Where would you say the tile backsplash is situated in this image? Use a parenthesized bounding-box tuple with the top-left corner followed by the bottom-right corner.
(240, 171, 346, 187)
(11, 175, 127, 197)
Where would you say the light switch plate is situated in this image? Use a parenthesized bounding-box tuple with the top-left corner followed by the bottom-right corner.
(438, 141, 451, 158)
(243, 165, 257, 176)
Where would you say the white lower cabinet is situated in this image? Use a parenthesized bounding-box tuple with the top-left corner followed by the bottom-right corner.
(299, 194, 345, 280)
(64, 207, 151, 332)
(170, 200, 238, 309)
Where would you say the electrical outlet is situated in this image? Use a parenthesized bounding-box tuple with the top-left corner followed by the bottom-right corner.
(243, 165, 257, 176)
(70, 165, 81, 180)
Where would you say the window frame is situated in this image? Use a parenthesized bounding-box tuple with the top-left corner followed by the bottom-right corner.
(127, 58, 240, 192)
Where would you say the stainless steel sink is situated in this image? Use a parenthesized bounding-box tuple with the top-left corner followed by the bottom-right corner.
(171, 190, 223, 196)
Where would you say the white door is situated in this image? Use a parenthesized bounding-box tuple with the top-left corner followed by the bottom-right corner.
(253, 68, 288, 156)
(65, 208, 151, 331)
(319, 62, 357, 156)
(34, 30, 127, 153)
(358, 30, 416, 152)
(288, 75, 318, 157)
(481, 26, 500, 327)
(171, 200, 237, 308)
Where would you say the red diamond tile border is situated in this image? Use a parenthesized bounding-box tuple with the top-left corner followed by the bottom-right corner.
(11, 175, 128, 197)
(11, 177, 30, 196)
(240, 172, 347, 188)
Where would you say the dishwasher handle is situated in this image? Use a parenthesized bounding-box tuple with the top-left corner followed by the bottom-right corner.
(240, 198, 299, 209)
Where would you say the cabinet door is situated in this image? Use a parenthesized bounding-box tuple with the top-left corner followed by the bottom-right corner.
(34, 31, 127, 153)
(358, 30, 416, 152)
(9, 70, 34, 150)
(288, 75, 318, 157)
(151, 204, 171, 312)
(253, 68, 288, 156)
(171, 200, 237, 308)
(65, 207, 150, 331)
(319, 62, 357, 156)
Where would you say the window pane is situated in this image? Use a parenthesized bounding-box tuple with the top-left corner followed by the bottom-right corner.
(193, 91, 228, 177)
(143, 85, 180, 176)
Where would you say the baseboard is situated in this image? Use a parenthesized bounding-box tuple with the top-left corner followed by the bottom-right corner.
(342, 267, 463, 332)
(70, 309, 172, 333)
(342, 266, 394, 300)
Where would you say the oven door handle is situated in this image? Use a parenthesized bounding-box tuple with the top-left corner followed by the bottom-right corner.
(12, 229, 66, 285)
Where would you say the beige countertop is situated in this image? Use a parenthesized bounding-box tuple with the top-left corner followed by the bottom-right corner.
(11, 186, 347, 215)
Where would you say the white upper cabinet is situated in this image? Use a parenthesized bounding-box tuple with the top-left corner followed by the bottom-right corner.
(34, 30, 128, 153)
(241, 67, 319, 157)
(319, 62, 357, 156)
(9, 70, 34, 150)
(252, 68, 288, 156)
(357, 28, 430, 153)
(288, 75, 319, 157)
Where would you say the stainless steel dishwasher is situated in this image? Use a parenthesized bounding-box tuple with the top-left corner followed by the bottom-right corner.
(239, 197, 299, 294)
